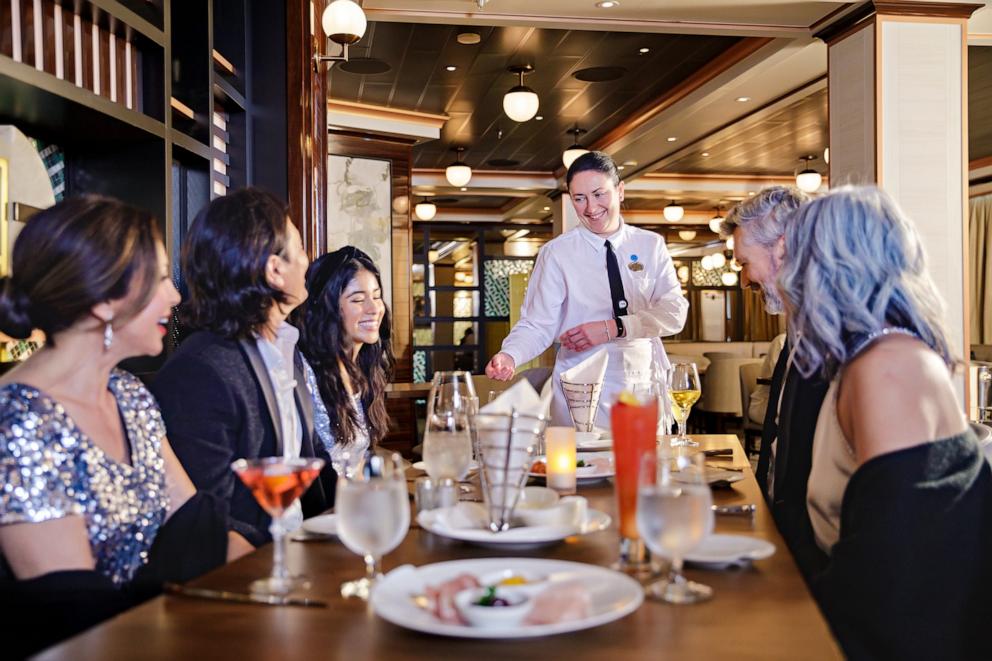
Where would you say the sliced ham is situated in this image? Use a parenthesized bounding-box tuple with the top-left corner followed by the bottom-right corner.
(425, 573, 480, 624)
(522, 581, 592, 625)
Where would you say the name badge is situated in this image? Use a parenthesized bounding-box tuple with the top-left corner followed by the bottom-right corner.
(628, 254, 644, 272)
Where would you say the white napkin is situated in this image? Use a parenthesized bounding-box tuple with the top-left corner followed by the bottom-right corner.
(560, 348, 608, 385)
(479, 378, 543, 416)
(433, 502, 490, 529)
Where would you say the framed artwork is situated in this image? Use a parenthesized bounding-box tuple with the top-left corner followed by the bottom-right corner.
(0, 157, 8, 276)
(326, 154, 393, 309)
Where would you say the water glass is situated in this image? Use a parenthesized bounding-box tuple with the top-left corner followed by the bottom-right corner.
(668, 362, 701, 447)
(336, 453, 410, 600)
(637, 450, 714, 604)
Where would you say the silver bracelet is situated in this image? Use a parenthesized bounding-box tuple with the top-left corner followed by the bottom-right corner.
(603, 320, 611, 341)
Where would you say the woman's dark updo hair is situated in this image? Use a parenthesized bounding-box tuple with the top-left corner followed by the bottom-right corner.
(565, 150, 621, 188)
(180, 187, 291, 340)
(0, 195, 161, 344)
(296, 246, 394, 447)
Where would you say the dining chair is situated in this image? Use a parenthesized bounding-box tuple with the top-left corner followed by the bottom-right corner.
(739, 362, 763, 455)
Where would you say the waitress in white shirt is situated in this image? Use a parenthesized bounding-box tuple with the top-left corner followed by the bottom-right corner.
(486, 151, 688, 427)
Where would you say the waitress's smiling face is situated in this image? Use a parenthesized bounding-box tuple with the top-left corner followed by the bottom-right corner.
(568, 170, 624, 236)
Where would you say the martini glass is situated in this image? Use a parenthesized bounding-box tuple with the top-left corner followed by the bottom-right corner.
(231, 456, 325, 595)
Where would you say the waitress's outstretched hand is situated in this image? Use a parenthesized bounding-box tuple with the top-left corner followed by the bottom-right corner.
(486, 352, 516, 381)
(560, 320, 615, 353)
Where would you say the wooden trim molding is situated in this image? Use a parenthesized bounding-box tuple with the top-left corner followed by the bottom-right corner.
(815, 1, 982, 43)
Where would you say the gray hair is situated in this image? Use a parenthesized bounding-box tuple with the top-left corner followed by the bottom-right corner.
(778, 185, 953, 380)
(719, 186, 809, 245)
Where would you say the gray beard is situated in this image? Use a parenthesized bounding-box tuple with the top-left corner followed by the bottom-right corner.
(763, 285, 784, 315)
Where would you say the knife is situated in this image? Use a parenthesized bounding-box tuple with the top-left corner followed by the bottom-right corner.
(702, 448, 734, 457)
(712, 504, 756, 516)
(164, 583, 328, 608)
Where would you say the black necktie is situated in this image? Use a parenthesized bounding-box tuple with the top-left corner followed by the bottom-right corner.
(604, 240, 628, 319)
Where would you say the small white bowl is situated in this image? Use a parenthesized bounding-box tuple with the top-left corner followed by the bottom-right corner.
(454, 586, 532, 628)
(515, 486, 560, 510)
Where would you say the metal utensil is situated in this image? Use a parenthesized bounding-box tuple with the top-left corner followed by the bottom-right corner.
(711, 504, 756, 516)
(164, 583, 328, 608)
(702, 448, 734, 457)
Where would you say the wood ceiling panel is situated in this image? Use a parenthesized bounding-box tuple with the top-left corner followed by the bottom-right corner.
(329, 22, 740, 172)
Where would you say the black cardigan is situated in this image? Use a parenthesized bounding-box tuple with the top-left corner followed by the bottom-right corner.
(812, 433, 992, 660)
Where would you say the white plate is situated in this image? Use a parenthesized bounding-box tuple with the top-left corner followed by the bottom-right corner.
(301, 513, 338, 536)
(371, 558, 643, 639)
(577, 436, 613, 451)
(418, 507, 611, 549)
(412, 460, 480, 474)
(529, 451, 614, 484)
(684, 534, 776, 568)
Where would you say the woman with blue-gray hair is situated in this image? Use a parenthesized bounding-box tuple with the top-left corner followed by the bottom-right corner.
(778, 185, 992, 659)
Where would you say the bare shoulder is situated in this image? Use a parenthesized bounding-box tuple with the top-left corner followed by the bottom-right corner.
(837, 335, 965, 464)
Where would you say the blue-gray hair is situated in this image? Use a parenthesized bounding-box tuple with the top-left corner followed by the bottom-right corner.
(778, 185, 953, 380)
(719, 186, 808, 244)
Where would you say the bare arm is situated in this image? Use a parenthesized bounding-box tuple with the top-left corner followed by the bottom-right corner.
(0, 516, 95, 579)
(837, 336, 966, 465)
(161, 435, 196, 518)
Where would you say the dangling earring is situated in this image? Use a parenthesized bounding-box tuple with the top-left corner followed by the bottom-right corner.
(103, 315, 114, 351)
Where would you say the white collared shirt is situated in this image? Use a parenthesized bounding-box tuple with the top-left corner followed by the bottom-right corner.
(255, 321, 304, 531)
(501, 219, 688, 368)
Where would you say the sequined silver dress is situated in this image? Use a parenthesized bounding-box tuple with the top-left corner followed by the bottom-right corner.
(302, 360, 371, 474)
(0, 369, 169, 585)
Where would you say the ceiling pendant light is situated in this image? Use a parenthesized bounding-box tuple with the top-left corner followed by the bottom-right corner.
(503, 65, 539, 122)
(710, 252, 727, 269)
(663, 200, 684, 222)
(414, 197, 437, 221)
(562, 125, 589, 169)
(721, 271, 739, 286)
(726, 236, 734, 250)
(677, 230, 696, 241)
(795, 155, 823, 193)
(445, 147, 472, 187)
(708, 207, 724, 233)
(701, 255, 714, 271)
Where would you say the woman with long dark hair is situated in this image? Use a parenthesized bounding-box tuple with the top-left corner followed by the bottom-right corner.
(297, 246, 394, 476)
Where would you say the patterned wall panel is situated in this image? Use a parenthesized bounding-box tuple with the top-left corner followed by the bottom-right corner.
(484, 259, 534, 317)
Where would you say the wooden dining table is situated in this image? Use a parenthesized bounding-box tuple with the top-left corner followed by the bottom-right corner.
(38, 435, 841, 660)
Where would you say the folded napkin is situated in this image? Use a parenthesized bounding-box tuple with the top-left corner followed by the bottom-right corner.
(480, 379, 543, 417)
(560, 348, 608, 385)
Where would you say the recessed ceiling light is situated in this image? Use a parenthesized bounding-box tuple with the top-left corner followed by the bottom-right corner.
(639, 47, 650, 54)
(543, 206, 551, 211)
(748, 191, 756, 196)
(736, 96, 751, 102)
(596, 1, 619, 7)
(446, 65, 457, 72)
(460, 187, 468, 191)
(622, 160, 637, 166)
(617, 165, 625, 170)
(666, 136, 677, 142)
(457, 32, 481, 45)
(701, 152, 710, 157)
(535, 115, 543, 120)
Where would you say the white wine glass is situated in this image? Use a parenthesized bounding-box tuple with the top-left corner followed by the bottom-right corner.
(636, 450, 714, 604)
(336, 453, 410, 600)
(667, 362, 701, 447)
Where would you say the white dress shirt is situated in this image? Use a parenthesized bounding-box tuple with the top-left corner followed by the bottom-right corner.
(255, 321, 305, 531)
(501, 219, 688, 426)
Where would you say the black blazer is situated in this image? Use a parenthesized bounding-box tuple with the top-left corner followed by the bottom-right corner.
(756, 341, 831, 578)
(150, 331, 336, 547)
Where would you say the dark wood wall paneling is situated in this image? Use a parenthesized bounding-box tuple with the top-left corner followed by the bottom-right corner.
(327, 130, 416, 455)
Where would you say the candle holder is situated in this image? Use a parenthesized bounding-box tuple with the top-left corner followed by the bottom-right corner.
(545, 426, 577, 495)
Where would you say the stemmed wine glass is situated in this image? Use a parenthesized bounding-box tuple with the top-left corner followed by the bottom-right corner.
(667, 361, 701, 447)
(231, 456, 325, 595)
(636, 450, 714, 603)
(336, 453, 410, 600)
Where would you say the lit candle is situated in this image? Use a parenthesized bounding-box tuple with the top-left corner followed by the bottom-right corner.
(545, 426, 577, 495)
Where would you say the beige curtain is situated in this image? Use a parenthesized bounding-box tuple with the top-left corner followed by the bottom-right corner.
(970, 194, 992, 345)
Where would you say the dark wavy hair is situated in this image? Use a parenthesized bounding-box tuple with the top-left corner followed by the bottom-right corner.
(180, 188, 290, 339)
(296, 246, 394, 447)
(0, 195, 160, 345)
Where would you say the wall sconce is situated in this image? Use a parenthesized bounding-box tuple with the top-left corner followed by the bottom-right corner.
(313, 0, 367, 70)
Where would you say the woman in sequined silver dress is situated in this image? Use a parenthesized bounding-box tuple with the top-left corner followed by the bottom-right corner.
(0, 196, 246, 655)
(296, 246, 394, 478)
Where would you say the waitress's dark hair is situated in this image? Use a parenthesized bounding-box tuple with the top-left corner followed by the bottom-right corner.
(297, 246, 394, 447)
(180, 188, 291, 339)
(0, 195, 161, 345)
(565, 150, 621, 188)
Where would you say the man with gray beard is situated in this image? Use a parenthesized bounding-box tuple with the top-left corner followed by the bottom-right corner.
(721, 187, 830, 580)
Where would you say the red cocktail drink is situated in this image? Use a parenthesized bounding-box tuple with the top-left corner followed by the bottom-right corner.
(611, 391, 658, 571)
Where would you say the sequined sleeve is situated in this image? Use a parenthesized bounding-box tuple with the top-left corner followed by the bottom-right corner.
(111, 369, 167, 456)
(0, 388, 84, 525)
(301, 358, 336, 454)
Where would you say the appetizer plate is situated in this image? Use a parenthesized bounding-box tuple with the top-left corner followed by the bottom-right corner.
(371, 558, 643, 639)
(300, 513, 338, 536)
(411, 460, 480, 474)
(577, 428, 613, 450)
(417, 507, 611, 549)
(529, 451, 614, 484)
(684, 534, 776, 569)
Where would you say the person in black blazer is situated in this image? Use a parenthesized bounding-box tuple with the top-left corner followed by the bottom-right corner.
(152, 188, 335, 548)
(720, 186, 829, 578)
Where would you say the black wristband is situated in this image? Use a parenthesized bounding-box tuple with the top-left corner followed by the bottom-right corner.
(615, 316, 625, 338)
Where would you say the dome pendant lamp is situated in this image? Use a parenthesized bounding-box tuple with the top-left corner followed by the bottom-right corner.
(663, 200, 684, 222)
(414, 197, 437, 221)
(562, 125, 590, 169)
(503, 65, 539, 123)
(445, 147, 472, 187)
(795, 155, 823, 193)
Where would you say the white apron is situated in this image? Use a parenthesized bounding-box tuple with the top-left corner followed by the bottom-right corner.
(549, 337, 672, 430)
